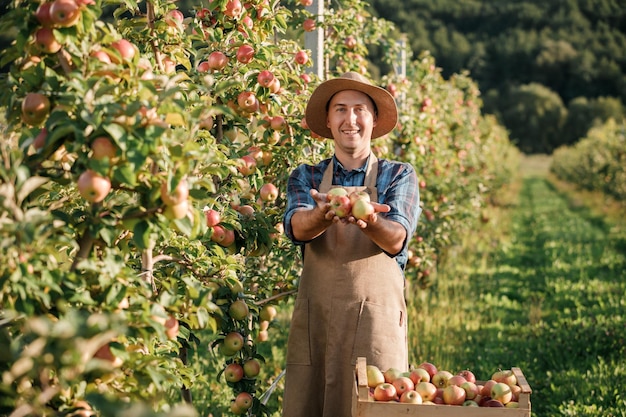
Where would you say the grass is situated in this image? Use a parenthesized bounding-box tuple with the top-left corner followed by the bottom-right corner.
(191, 155, 626, 416)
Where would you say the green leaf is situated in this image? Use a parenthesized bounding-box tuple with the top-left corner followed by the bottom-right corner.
(132, 220, 151, 250)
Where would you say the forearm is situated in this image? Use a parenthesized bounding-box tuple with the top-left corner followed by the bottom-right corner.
(290, 205, 335, 242)
(358, 216, 407, 256)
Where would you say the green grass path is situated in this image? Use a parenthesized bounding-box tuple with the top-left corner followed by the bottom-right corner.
(408, 157, 626, 416)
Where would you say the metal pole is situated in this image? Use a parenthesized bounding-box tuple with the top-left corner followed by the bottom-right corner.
(305, 0, 325, 80)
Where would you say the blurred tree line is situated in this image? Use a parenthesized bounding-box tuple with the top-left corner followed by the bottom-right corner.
(367, 0, 626, 153)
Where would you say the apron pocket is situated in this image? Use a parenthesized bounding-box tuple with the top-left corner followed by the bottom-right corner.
(286, 297, 311, 366)
(351, 301, 407, 369)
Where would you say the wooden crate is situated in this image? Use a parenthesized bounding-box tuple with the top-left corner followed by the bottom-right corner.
(352, 357, 532, 417)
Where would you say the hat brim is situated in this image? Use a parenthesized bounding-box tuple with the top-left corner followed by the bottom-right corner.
(305, 74, 398, 140)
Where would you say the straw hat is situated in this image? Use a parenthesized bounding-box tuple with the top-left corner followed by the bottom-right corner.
(304, 72, 398, 140)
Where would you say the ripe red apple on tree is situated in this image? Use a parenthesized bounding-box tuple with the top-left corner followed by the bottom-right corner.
(164, 315, 179, 339)
(270, 115, 286, 131)
(110, 39, 136, 63)
(165, 9, 184, 27)
(257, 70, 275, 88)
(204, 208, 221, 227)
(35, 27, 62, 54)
(234, 391, 253, 411)
(91, 136, 116, 160)
(49, 0, 81, 27)
(259, 183, 279, 202)
(33, 128, 48, 150)
(35, 2, 54, 27)
(206, 51, 229, 71)
(223, 331, 244, 353)
(224, 0, 242, 18)
(235, 44, 255, 64)
(236, 155, 257, 176)
(295, 50, 308, 65)
(303, 18, 316, 32)
(224, 362, 244, 383)
(160, 178, 189, 206)
(237, 91, 259, 113)
(77, 170, 111, 203)
(344, 35, 357, 50)
(299, 0, 313, 6)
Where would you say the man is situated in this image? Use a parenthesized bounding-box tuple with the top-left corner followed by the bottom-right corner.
(281, 72, 421, 417)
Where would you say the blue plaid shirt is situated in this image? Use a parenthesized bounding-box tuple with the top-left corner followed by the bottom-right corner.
(284, 155, 421, 271)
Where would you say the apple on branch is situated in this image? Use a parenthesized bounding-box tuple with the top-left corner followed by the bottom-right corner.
(77, 170, 111, 203)
(21, 92, 51, 126)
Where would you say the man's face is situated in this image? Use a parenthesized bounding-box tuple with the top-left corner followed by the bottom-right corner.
(326, 90, 377, 154)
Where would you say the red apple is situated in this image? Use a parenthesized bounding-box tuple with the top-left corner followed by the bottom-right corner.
(481, 379, 497, 397)
(417, 362, 438, 379)
(299, 0, 313, 5)
(237, 154, 257, 175)
(237, 91, 259, 113)
(243, 358, 261, 378)
(373, 383, 397, 402)
(415, 381, 437, 402)
(91, 136, 116, 160)
(160, 178, 189, 206)
(164, 315, 179, 339)
(490, 382, 513, 405)
(485, 399, 505, 407)
(236, 44, 255, 64)
(344, 35, 357, 49)
(492, 369, 517, 386)
(457, 369, 476, 383)
(399, 390, 422, 404)
(110, 39, 136, 63)
(259, 183, 279, 201)
(432, 370, 453, 388)
(352, 198, 374, 221)
(222, 228, 236, 247)
(460, 381, 479, 400)
(35, 27, 61, 54)
(447, 374, 467, 387)
(21, 93, 51, 126)
(224, 0, 242, 18)
(211, 225, 227, 243)
(329, 194, 351, 218)
(77, 170, 111, 203)
(392, 376, 414, 398)
(224, 362, 244, 383)
(35, 2, 54, 27)
(204, 208, 221, 227)
(223, 332, 244, 353)
(257, 70, 275, 88)
(295, 50, 308, 65)
(91, 50, 112, 64)
(33, 128, 48, 150)
(206, 51, 229, 70)
(443, 384, 466, 405)
(270, 115, 286, 131)
(165, 9, 184, 27)
(234, 391, 253, 410)
(409, 367, 430, 384)
(49, 0, 80, 27)
(303, 18, 316, 32)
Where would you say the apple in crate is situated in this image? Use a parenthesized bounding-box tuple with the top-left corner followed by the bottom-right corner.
(392, 376, 414, 397)
(415, 381, 437, 402)
(443, 384, 466, 405)
(400, 390, 422, 404)
(366, 364, 385, 388)
(409, 367, 431, 384)
(373, 383, 397, 402)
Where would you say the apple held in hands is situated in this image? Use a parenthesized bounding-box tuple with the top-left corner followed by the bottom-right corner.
(327, 188, 351, 218)
(352, 198, 375, 221)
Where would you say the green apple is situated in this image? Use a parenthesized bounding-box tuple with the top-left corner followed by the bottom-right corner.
(366, 364, 385, 388)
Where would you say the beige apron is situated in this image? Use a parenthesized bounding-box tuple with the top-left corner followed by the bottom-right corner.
(283, 155, 408, 417)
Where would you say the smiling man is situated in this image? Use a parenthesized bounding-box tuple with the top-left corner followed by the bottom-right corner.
(282, 72, 422, 417)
